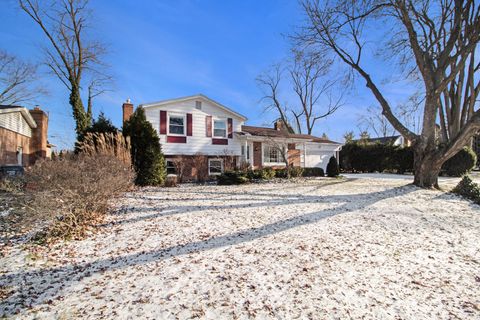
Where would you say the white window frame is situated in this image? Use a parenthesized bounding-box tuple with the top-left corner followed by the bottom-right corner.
(165, 159, 176, 175)
(262, 144, 286, 166)
(212, 119, 227, 138)
(208, 158, 224, 175)
(167, 113, 186, 136)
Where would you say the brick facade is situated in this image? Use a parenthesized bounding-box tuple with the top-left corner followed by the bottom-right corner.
(0, 106, 49, 167)
(166, 154, 237, 182)
(0, 127, 31, 166)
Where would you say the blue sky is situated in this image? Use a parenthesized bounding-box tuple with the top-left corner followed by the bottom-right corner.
(0, 0, 415, 149)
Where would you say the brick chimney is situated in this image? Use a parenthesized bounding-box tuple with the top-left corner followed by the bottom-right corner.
(122, 98, 134, 123)
(29, 106, 48, 164)
(274, 119, 287, 131)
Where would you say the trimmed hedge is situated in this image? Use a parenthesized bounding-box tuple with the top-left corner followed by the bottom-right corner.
(442, 147, 477, 177)
(217, 171, 250, 185)
(341, 142, 477, 177)
(340, 143, 407, 173)
(217, 166, 326, 185)
(302, 167, 325, 177)
(452, 175, 480, 205)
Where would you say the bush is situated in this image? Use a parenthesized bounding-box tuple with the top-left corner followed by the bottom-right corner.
(340, 142, 414, 174)
(326, 156, 340, 177)
(274, 168, 288, 178)
(452, 175, 480, 205)
(25, 154, 134, 242)
(76, 112, 118, 149)
(289, 166, 304, 177)
(123, 107, 166, 186)
(393, 147, 414, 174)
(260, 167, 276, 180)
(441, 147, 477, 177)
(217, 171, 250, 185)
(246, 167, 276, 180)
(302, 167, 325, 177)
(75, 132, 131, 165)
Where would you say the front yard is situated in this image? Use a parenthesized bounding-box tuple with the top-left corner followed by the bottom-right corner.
(1, 177, 479, 319)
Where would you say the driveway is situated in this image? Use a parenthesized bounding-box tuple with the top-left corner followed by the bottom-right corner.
(343, 172, 480, 189)
(1, 178, 479, 319)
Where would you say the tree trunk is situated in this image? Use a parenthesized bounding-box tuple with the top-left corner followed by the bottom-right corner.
(413, 148, 442, 189)
(69, 83, 90, 135)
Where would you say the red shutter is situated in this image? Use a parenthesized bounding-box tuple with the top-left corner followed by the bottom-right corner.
(206, 116, 212, 137)
(212, 138, 228, 145)
(228, 118, 233, 138)
(187, 113, 193, 136)
(167, 136, 187, 143)
(160, 111, 167, 134)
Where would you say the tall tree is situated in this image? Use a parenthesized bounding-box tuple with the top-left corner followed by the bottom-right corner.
(289, 52, 342, 134)
(296, 0, 480, 188)
(256, 64, 295, 133)
(358, 105, 397, 138)
(19, 0, 109, 135)
(257, 53, 342, 135)
(0, 50, 45, 105)
(343, 131, 355, 143)
(123, 107, 166, 186)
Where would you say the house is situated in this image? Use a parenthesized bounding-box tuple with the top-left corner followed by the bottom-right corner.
(353, 135, 411, 147)
(122, 94, 342, 180)
(0, 105, 50, 168)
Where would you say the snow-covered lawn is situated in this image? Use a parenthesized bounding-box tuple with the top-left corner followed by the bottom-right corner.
(1, 177, 479, 319)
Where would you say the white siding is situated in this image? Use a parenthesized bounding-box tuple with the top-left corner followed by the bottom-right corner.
(144, 98, 244, 156)
(298, 143, 340, 170)
(0, 112, 32, 137)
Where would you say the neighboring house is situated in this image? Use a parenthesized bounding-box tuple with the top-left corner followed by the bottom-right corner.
(0, 105, 50, 167)
(122, 94, 342, 180)
(353, 135, 411, 147)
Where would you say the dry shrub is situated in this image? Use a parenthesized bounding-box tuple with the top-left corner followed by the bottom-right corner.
(172, 157, 188, 182)
(26, 153, 134, 243)
(192, 153, 209, 183)
(75, 132, 131, 164)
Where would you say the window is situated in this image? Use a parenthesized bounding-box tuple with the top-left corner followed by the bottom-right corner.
(213, 119, 227, 138)
(169, 114, 185, 135)
(263, 145, 284, 164)
(208, 159, 223, 175)
(166, 159, 176, 174)
(195, 101, 202, 110)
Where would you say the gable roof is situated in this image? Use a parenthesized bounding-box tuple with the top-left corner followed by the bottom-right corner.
(0, 105, 37, 128)
(139, 94, 247, 121)
(240, 125, 341, 144)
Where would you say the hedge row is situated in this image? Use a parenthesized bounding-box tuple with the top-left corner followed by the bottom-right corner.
(340, 143, 476, 177)
(340, 143, 413, 174)
(217, 166, 325, 185)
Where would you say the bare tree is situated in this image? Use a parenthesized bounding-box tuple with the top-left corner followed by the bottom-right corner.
(296, 0, 480, 188)
(257, 53, 342, 135)
(263, 137, 293, 177)
(0, 50, 45, 105)
(358, 105, 397, 138)
(19, 0, 109, 135)
(256, 64, 295, 133)
(290, 52, 342, 134)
